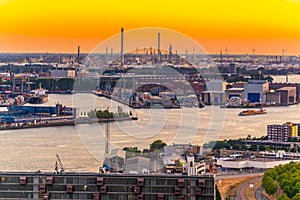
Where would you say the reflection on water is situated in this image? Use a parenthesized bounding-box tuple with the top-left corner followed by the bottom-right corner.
(1, 75, 300, 172)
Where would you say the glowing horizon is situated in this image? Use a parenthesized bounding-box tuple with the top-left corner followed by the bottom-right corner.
(0, 0, 299, 55)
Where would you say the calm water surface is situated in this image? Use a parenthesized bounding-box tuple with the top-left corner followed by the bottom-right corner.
(0, 75, 299, 172)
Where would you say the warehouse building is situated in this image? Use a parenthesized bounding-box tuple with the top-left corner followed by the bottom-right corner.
(242, 80, 269, 103)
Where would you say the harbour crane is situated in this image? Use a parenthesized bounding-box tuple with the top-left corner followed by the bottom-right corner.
(224, 47, 228, 55)
(26, 57, 31, 67)
(8, 64, 15, 95)
(55, 154, 64, 174)
(282, 49, 286, 57)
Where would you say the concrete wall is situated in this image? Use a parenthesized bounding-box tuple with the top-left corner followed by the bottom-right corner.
(266, 92, 281, 104)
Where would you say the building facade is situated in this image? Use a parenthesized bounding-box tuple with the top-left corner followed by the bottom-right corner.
(277, 87, 297, 105)
(0, 172, 215, 200)
(242, 80, 269, 103)
(267, 122, 299, 141)
(202, 80, 226, 105)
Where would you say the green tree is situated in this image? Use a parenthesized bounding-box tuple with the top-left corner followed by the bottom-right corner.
(265, 75, 273, 83)
(259, 145, 266, 151)
(123, 147, 141, 154)
(292, 193, 300, 200)
(249, 144, 257, 151)
(216, 185, 221, 200)
(277, 193, 290, 200)
(150, 140, 167, 151)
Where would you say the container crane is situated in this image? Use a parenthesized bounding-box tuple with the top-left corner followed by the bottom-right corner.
(55, 154, 64, 174)
(9, 64, 15, 95)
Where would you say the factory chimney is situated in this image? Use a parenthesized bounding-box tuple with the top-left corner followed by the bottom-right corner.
(158, 32, 161, 62)
(169, 43, 172, 63)
(120, 28, 124, 66)
(77, 45, 80, 64)
(105, 47, 108, 63)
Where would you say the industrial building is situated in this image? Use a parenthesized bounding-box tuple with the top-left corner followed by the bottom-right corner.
(242, 80, 269, 103)
(125, 156, 151, 173)
(270, 82, 300, 102)
(242, 140, 298, 151)
(217, 158, 300, 170)
(0, 172, 215, 200)
(277, 87, 297, 105)
(106, 148, 126, 172)
(0, 104, 75, 126)
(225, 88, 244, 102)
(202, 80, 226, 105)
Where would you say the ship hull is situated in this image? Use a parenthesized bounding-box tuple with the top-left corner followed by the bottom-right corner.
(28, 95, 48, 104)
(239, 109, 267, 116)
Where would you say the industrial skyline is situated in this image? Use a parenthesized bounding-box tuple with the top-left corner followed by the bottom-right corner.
(0, 0, 300, 55)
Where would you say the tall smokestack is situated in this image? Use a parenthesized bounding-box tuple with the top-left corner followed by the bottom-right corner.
(120, 27, 124, 66)
(105, 47, 108, 63)
(158, 32, 161, 62)
(169, 43, 172, 62)
(220, 49, 223, 62)
(77, 45, 80, 64)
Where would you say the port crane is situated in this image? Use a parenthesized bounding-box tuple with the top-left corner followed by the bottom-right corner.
(8, 64, 15, 95)
(55, 154, 64, 174)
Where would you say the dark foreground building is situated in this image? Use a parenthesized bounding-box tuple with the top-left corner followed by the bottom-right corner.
(0, 172, 215, 200)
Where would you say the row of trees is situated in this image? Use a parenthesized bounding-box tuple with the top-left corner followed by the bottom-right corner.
(86, 109, 130, 118)
(203, 135, 270, 155)
(123, 140, 167, 156)
(87, 109, 114, 118)
(262, 162, 300, 199)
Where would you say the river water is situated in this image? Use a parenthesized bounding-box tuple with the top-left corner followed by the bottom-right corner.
(0, 75, 300, 172)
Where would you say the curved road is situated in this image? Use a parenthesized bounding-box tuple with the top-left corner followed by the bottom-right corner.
(255, 186, 269, 200)
(237, 177, 267, 200)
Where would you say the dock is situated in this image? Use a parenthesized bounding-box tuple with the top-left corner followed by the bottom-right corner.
(0, 116, 138, 130)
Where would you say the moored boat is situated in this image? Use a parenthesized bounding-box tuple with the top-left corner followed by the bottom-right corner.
(28, 83, 48, 104)
(239, 108, 267, 116)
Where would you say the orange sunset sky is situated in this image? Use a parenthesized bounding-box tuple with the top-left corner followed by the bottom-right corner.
(0, 0, 300, 55)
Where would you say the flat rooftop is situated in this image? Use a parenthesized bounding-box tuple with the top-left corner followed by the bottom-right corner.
(277, 86, 296, 91)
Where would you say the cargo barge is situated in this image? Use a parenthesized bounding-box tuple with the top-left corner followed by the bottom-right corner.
(239, 108, 267, 116)
(0, 172, 215, 200)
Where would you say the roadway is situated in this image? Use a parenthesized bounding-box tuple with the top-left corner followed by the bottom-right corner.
(237, 177, 261, 200)
(215, 172, 264, 180)
(236, 176, 269, 200)
(255, 186, 269, 200)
